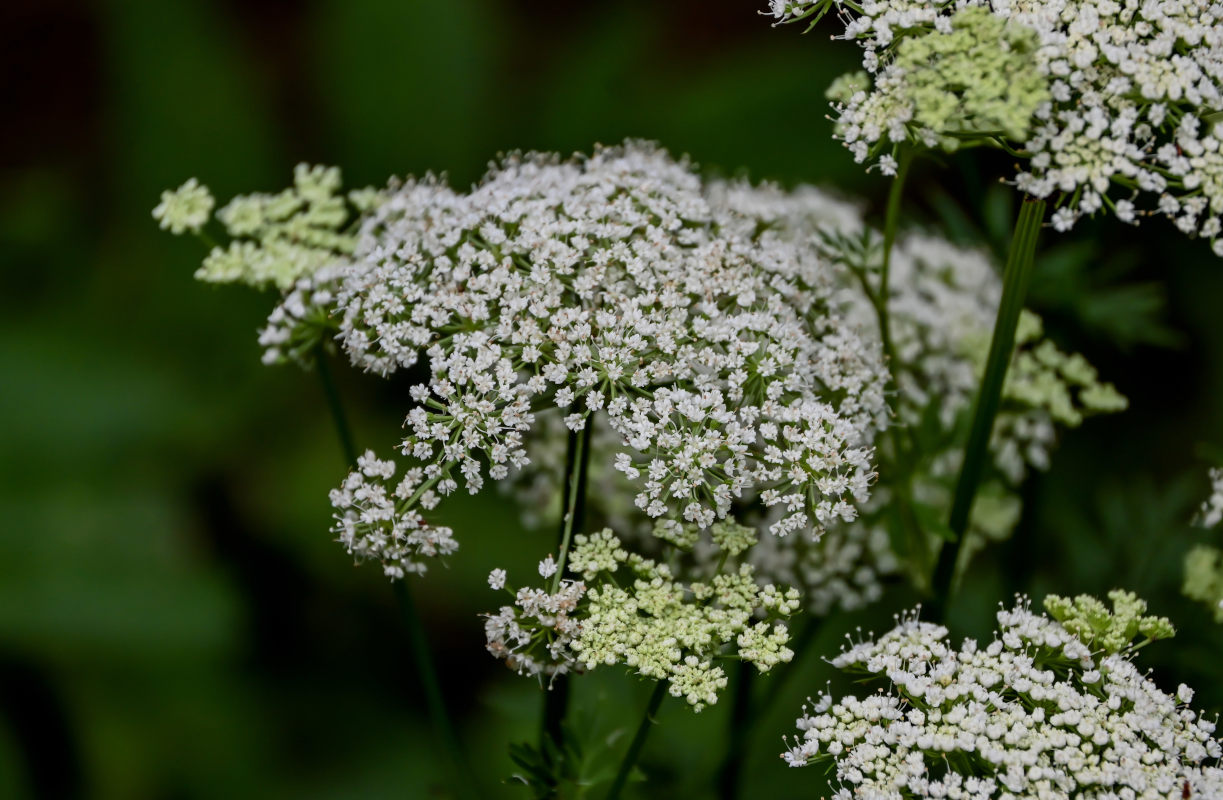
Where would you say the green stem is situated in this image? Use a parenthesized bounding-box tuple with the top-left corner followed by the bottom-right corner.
(312, 344, 475, 799)
(876, 150, 929, 583)
(313, 343, 358, 467)
(930, 197, 1047, 619)
(551, 419, 592, 593)
(716, 662, 755, 800)
(396, 583, 480, 800)
(878, 147, 912, 369)
(541, 420, 594, 755)
(605, 681, 668, 800)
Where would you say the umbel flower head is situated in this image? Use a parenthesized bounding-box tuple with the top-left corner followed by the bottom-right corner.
(156, 143, 891, 580)
(484, 525, 799, 710)
(784, 592, 1222, 799)
(327, 142, 889, 577)
(1184, 467, 1223, 621)
(768, 0, 1223, 252)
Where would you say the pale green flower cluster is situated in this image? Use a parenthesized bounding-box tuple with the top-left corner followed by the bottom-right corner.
(197, 165, 364, 290)
(152, 178, 214, 235)
(836, 7, 1048, 161)
(572, 535, 799, 710)
(485, 526, 800, 711)
(156, 164, 380, 290)
(1185, 547, 1223, 623)
(1184, 468, 1223, 622)
(1044, 589, 1176, 655)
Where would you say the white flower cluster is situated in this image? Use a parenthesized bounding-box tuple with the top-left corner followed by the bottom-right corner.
(783, 593, 1221, 800)
(712, 181, 1125, 613)
(1184, 467, 1223, 622)
(769, 0, 1223, 252)
(483, 559, 587, 682)
(330, 142, 888, 575)
(327, 450, 458, 578)
(485, 526, 800, 710)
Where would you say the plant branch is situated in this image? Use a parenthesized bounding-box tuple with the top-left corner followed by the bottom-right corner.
(396, 582, 481, 800)
(541, 419, 594, 755)
(875, 150, 930, 583)
(930, 196, 1047, 619)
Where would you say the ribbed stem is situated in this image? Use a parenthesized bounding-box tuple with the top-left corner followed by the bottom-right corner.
(312, 344, 476, 799)
(541, 420, 593, 755)
(605, 681, 668, 800)
(716, 662, 755, 800)
(930, 197, 1047, 619)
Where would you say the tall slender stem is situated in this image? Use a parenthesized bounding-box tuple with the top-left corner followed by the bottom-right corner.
(874, 150, 930, 583)
(930, 197, 1047, 619)
(311, 343, 476, 799)
(878, 148, 913, 376)
(605, 681, 668, 800)
(716, 662, 755, 800)
(396, 583, 481, 800)
(313, 343, 358, 467)
(541, 420, 593, 754)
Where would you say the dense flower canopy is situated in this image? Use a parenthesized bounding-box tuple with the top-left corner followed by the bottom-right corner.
(325, 143, 889, 576)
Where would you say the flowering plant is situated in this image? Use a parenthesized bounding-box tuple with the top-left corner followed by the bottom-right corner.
(149, 4, 1223, 786)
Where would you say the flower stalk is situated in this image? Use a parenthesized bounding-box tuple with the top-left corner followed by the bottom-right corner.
(396, 582, 481, 800)
(541, 420, 594, 752)
(606, 680, 668, 800)
(931, 196, 1047, 617)
(715, 662, 755, 800)
(313, 344, 476, 800)
(313, 343, 358, 467)
(874, 149, 931, 584)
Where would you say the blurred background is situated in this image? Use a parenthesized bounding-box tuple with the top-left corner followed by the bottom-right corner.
(3, 0, 1222, 797)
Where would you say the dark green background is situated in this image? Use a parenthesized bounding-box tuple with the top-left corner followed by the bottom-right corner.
(3, 1, 1222, 797)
